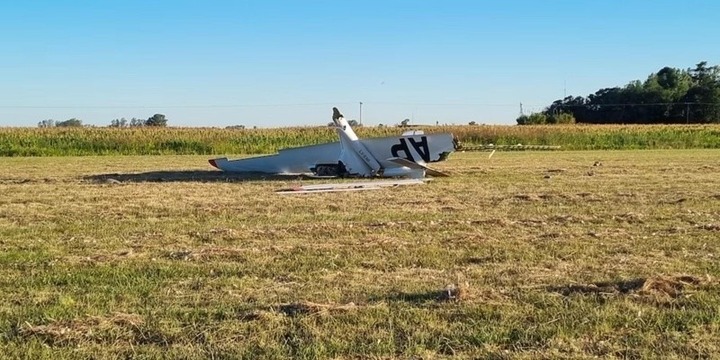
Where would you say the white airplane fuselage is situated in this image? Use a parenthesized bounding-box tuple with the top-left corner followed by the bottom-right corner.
(209, 108, 456, 178)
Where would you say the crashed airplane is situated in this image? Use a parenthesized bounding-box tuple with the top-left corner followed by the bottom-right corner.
(209, 107, 457, 179)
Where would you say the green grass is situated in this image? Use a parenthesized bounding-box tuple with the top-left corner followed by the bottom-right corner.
(1, 124, 720, 156)
(1, 150, 719, 358)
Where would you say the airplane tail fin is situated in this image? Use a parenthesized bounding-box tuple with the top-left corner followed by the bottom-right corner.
(332, 107, 343, 122)
(387, 157, 450, 177)
(331, 107, 359, 140)
(332, 107, 382, 176)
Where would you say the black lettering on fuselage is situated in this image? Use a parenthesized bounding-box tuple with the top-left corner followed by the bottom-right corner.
(391, 138, 412, 161)
(391, 136, 431, 162)
(408, 137, 430, 162)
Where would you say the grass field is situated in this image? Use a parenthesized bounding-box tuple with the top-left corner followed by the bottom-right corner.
(1, 150, 720, 358)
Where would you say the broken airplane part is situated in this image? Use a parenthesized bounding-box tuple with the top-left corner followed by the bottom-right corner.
(209, 107, 456, 179)
(276, 179, 428, 194)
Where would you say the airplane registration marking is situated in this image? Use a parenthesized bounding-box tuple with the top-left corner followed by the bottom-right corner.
(391, 136, 431, 162)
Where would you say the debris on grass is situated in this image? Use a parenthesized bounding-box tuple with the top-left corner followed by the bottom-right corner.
(381, 282, 475, 305)
(442, 283, 470, 301)
(698, 223, 720, 231)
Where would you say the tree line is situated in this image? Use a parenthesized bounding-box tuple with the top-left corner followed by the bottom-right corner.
(37, 114, 169, 128)
(519, 61, 720, 124)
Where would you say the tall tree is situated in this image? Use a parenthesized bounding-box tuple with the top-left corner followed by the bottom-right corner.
(684, 62, 720, 122)
(56, 118, 83, 127)
(145, 114, 168, 127)
(129, 118, 145, 127)
(533, 62, 720, 124)
(37, 119, 55, 128)
(110, 118, 128, 127)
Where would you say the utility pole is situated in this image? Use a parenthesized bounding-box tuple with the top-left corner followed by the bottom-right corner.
(359, 101, 363, 125)
(686, 102, 690, 124)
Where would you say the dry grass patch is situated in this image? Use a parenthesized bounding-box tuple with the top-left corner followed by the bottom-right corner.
(19, 313, 145, 346)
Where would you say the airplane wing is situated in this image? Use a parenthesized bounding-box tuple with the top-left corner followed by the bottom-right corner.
(386, 157, 450, 177)
(209, 142, 340, 174)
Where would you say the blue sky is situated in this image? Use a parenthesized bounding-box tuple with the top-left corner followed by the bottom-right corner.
(1, 0, 718, 127)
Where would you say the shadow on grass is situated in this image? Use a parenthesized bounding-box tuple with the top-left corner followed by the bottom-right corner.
(83, 171, 311, 183)
(548, 278, 647, 296)
(371, 289, 453, 305)
(548, 275, 702, 297)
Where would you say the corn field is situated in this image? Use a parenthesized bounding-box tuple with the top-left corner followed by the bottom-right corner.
(1, 124, 719, 156)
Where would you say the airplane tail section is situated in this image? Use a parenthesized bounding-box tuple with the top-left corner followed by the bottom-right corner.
(332, 107, 359, 140)
(332, 107, 383, 176)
